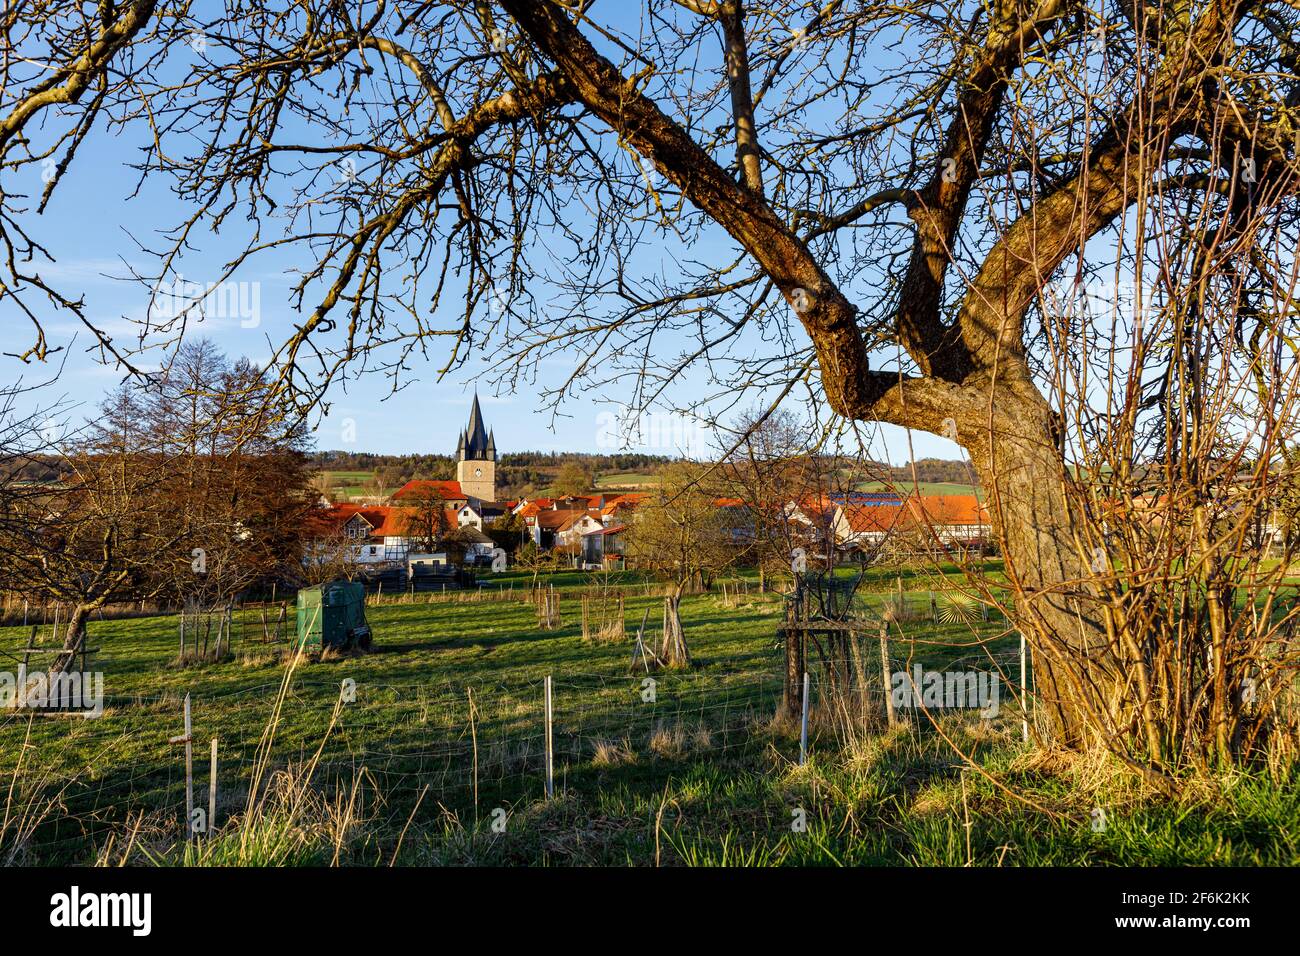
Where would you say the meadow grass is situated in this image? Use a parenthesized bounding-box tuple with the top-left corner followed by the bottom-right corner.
(1, 573, 1295, 866)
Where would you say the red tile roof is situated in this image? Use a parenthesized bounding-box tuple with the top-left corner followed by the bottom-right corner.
(392, 479, 465, 501)
(904, 495, 989, 527)
(840, 502, 910, 534)
(791, 495, 839, 522)
(838, 495, 989, 534)
(316, 503, 464, 538)
(317, 504, 406, 537)
(532, 508, 601, 531)
(600, 493, 648, 515)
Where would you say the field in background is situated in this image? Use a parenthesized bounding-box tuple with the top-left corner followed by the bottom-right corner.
(318, 471, 979, 499)
(853, 480, 980, 497)
(319, 469, 662, 499)
(593, 473, 658, 490)
(2, 567, 1295, 866)
(318, 470, 377, 498)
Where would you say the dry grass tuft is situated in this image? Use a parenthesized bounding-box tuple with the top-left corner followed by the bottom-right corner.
(843, 723, 912, 773)
(649, 724, 687, 759)
(591, 738, 637, 767)
(647, 722, 714, 760)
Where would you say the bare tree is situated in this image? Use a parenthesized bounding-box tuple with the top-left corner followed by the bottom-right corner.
(3, 1, 1298, 764)
(625, 462, 740, 666)
(0, 342, 313, 664)
(398, 486, 451, 552)
(300, 528, 362, 586)
(0, 377, 74, 611)
(0, 386, 185, 667)
(720, 406, 815, 591)
(142, 340, 314, 612)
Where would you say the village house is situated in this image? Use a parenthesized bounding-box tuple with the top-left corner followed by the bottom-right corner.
(599, 493, 648, 523)
(521, 504, 603, 550)
(320, 503, 413, 565)
(309, 391, 995, 571)
(784, 494, 850, 551)
(515, 491, 652, 556)
(906, 495, 990, 546)
(832, 495, 911, 550)
(832, 493, 990, 553)
(582, 524, 627, 568)
(314, 400, 514, 568)
(787, 491, 991, 555)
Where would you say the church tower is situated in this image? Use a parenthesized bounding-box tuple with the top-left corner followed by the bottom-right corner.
(455, 393, 496, 501)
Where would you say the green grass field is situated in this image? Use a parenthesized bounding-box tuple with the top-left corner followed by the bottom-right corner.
(593, 472, 658, 490)
(853, 480, 980, 496)
(2, 569, 1295, 866)
(319, 470, 377, 499)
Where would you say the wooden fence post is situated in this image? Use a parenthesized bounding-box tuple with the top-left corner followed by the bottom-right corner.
(630, 607, 653, 672)
(168, 693, 195, 840)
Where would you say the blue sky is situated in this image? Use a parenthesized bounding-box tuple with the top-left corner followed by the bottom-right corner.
(0, 8, 961, 466)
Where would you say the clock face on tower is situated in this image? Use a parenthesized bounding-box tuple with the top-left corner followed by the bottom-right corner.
(474, 468, 483, 478)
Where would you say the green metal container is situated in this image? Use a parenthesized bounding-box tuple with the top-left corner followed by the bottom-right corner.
(296, 580, 372, 650)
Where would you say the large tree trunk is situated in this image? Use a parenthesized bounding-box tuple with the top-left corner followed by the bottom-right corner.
(957, 384, 1109, 748)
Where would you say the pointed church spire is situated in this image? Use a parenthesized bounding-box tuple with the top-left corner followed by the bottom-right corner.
(462, 390, 490, 460)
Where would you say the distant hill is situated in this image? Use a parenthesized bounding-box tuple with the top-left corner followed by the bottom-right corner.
(311, 450, 979, 502)
(311, 450, 673, 500)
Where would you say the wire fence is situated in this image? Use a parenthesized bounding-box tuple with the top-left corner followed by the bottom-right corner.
(0, 663, 796, 861)
(0, 573, 1079, 864)
(0, 637, 1041, 864)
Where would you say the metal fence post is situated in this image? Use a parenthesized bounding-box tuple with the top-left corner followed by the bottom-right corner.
(880, 623, 896, 727)
(544, 675, 554, 799)
(209, 737, 219, 832)
(1019, 632, 1028, 743)
(799, 672, 811, 765)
